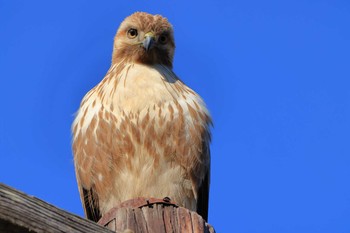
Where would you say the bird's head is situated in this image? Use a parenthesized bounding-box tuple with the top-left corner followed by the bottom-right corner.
(112, 12, 175, 68)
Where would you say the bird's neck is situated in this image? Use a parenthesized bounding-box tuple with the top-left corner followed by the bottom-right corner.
(95, 62, 181, 113)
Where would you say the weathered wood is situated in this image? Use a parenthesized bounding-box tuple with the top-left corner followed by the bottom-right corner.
(0, 183, 215, 233)
(98, 197, 215, 233)
(0, 183, 113, 233)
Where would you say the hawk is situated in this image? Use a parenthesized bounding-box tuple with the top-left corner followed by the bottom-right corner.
(72, 12, 212, 222)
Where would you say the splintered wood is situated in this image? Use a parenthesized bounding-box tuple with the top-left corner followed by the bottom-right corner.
(98, 198, 215, 233)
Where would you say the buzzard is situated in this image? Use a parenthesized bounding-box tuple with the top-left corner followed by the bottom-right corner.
(72, 12, 212, 222)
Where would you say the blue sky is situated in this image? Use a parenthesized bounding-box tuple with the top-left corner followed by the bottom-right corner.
(1, 1, 350, 232)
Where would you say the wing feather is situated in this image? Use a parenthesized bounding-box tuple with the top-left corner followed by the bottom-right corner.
(82, 186, 101, 222)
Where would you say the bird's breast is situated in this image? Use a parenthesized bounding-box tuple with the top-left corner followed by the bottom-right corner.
(72, 62, 211, 214)
(73, 62, 210, 152)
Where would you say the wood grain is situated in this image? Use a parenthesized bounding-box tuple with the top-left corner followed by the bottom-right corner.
(0, 183, 113, 233)
(100, 197, 215, 233)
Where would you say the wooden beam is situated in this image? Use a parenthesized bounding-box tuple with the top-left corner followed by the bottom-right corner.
(0, 183, 113, 233)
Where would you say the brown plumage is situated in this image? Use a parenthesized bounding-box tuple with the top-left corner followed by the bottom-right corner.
(72, 12, 212, 222)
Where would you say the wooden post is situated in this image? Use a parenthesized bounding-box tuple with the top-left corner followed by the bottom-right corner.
(97, 197, 215, 233)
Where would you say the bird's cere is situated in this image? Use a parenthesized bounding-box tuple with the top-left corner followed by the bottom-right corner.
(143, 32, 155, 51)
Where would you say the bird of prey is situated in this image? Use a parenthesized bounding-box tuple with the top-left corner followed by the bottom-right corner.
(72, 12, 212, 222)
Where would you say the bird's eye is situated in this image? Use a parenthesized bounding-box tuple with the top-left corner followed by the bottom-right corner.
(158, 34, 168, 44)
(127, 28, 138, 39)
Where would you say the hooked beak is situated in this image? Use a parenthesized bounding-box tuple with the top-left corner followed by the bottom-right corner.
(142, 32, 155, 51)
